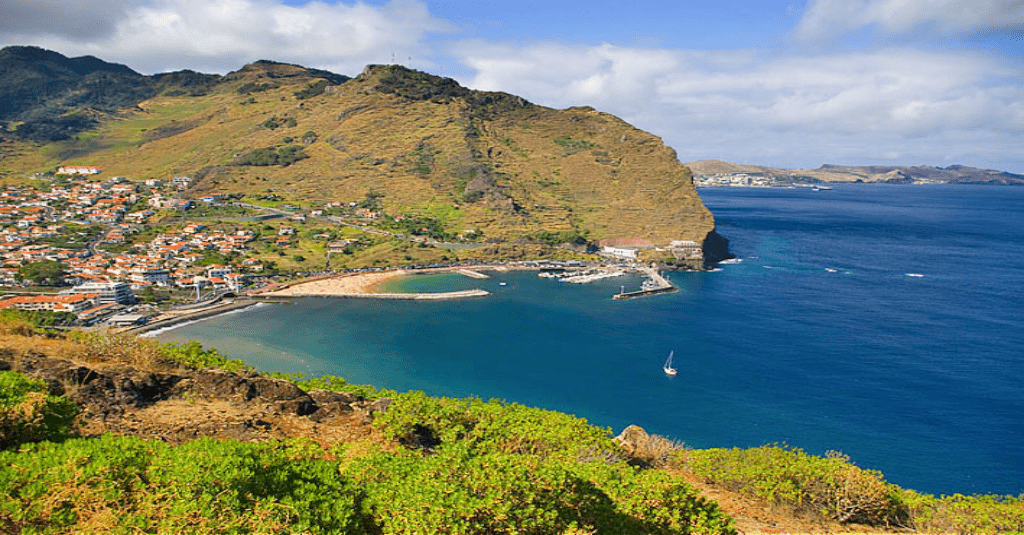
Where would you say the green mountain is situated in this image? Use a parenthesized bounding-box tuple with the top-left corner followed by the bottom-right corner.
(0, 47, 726, 264)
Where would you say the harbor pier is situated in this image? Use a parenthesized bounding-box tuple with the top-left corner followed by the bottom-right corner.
(613, 266, 677, 300)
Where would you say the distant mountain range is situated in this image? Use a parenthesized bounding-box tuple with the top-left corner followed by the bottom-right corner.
(0, 45, 347, 142)
(685, 160, 1024, 185)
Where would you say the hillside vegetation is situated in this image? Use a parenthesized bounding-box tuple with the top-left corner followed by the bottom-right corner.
(1, 47, 721, 260)
(1, 313, 1022, 534)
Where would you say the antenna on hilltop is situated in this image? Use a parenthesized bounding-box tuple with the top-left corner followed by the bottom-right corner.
(391, 51, 395, 64)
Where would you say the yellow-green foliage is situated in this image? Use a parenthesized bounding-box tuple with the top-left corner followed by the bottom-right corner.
(901, 490, 1024, 534)
(159, 340, 250, 372)
(686, 445, 903, 525)
(354, 391, 736, 533)
(264, 371, 391, 400)
(0, 411, 736, 534)
(0, 371, 78, 449)
(0, 436, 365, 534)
(373, 392, 617, 458)
(349, 445, 732, 535)
(686, 445, 1024, 533)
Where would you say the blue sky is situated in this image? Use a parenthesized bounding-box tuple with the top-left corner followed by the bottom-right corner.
(3, 0, 1023, 172)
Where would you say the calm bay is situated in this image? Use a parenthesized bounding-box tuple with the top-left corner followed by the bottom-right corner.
(155, 184, 1024, 496)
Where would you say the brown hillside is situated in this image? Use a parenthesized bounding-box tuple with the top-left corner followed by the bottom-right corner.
(685, 160, 772, 175)
(3, 62, 718, 250)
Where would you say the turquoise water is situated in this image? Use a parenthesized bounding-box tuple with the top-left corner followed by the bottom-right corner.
(156, 184, 1024, 496)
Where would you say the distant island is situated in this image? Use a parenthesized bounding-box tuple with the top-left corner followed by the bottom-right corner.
(687, 159, 1024, 187)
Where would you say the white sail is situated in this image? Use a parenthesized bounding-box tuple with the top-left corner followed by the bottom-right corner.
(663, 351, 677, 376)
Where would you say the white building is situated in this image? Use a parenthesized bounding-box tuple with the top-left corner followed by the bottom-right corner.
(66, 281, 135, 304)
(57, 166, 102, 175)
(670, 240, 703, 260)
(129, 268, 171, 286)
(206, 265, 233, 279)
(601, 246, 639, 260)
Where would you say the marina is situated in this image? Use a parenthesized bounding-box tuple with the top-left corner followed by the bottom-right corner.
(613, 266, 678, 300)
(538, 265, 677, 299)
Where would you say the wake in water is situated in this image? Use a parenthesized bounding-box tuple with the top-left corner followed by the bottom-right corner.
(140, 303, 266, 337)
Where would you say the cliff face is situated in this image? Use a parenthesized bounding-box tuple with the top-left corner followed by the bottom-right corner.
(1, 50, 723, 256)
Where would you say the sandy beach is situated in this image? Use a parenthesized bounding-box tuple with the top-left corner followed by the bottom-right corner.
(264, 270, 409, 296)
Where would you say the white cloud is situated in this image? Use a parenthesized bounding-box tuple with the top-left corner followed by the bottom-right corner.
(2, 0, 450, 75)
(453, 41, 1024, 170)
(0, 0, 145, 40)
(2, 0, 1021, 171)
(794, 0, 1024, 43)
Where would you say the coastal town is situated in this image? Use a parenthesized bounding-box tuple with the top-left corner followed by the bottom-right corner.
(693, 171, 843, 188)
(0, 166, 432, 325)
(0, 167, 693, 328)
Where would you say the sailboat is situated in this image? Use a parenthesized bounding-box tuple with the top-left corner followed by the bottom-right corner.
(663, 351, 677, 376)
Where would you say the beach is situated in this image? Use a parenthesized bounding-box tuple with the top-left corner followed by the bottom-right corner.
(263, 270, 409, 296)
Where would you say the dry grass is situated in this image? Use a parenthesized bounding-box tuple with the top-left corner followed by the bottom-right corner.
(633, 434, 689, 469)
(65, 330, 177, 372)
(614, 424, 688, 469)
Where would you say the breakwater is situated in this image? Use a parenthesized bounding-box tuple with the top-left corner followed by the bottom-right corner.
(276, 289, 490, 300)
(613, 266, 677, 299)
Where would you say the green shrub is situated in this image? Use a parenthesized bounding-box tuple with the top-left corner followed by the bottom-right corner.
(0, 435, 368, 533)
(231, 145, 308, 167)
(350, 445, 735, 535)
(553, 136, 597, 155)
(236, 82, 275, 94)
(295, 80, 329, 100)
(160, 340, 250, 372)
(686, 445, 903, 525)
(144, 438, 364, 533)
(529, 230, 588, 247)
(0, 434, 156, 529)
(263, 371, 392, 400)
(374, 392, 617, 458)
(0, 308, 75, 330)
(573, 460, 736, 534)
(901, 490, 1024, 534)
(0, 371, 78, 449)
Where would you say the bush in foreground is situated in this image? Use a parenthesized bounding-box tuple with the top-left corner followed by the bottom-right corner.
(0, 432, 736, 535)
(0, 370, 78, 449)
(685, 444, 1024, 533)
(901, 490, 1024, 534)
(685, 445, 904, 525)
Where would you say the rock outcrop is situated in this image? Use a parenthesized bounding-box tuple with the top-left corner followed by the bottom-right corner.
(1, 351, 389, 446)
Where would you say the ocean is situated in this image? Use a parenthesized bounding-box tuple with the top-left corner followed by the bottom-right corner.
(154, 184, 1024, 496)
